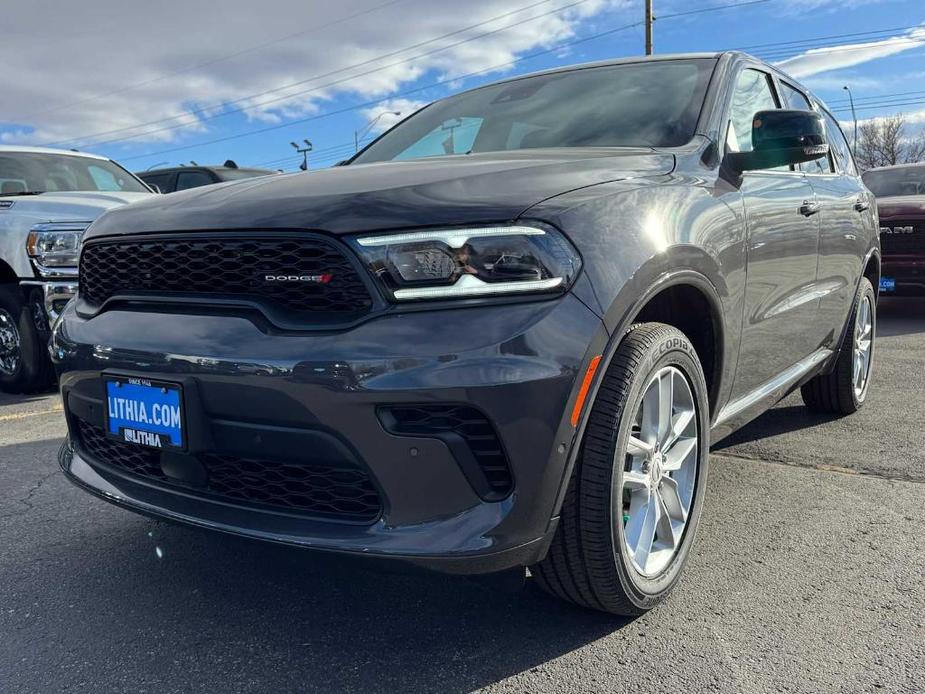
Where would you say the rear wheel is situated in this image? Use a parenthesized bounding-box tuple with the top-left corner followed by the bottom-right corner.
(801, 277, 875, 415)
(0, 285, 54, 394)
(531, 323, 710, 615)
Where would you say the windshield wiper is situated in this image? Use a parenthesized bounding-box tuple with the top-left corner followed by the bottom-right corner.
(1, 191, 45, 196)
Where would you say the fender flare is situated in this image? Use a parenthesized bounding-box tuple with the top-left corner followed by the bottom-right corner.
(545, 268, 726, 525)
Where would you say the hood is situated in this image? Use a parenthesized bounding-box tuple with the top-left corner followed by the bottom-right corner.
(875, 195, 925, 221)
(86, 148, 674, 239)
(0, 191, 151, 223)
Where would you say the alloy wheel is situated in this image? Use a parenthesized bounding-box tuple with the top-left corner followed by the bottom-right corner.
(853, 294, 874, 400)
(0, 308, 22, 376)
(619, 366, 699, 578)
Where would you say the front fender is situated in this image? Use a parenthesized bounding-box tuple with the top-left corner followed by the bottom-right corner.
(523, 175, 747, 525)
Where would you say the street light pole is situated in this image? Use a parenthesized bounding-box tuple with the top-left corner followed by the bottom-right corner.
(290, 139, 313, 171)
(645, 0, 653, 55)
(843, 85, 858, 158)
(355, 111, 402, 152)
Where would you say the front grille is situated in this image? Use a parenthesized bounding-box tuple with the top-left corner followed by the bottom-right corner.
(76, 420, 382, 523)
(79, 235, 374, 323)
(880, 221, 925, 254)
(379, 404, 513, 500)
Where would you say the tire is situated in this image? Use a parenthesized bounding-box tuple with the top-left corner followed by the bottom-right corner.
(801, 277, 875, 415)
(0, 285, 54, 394)
(531, 323, 710, 615)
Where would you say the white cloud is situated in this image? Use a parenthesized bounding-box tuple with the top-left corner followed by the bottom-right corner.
(775, 26, 925, 79)
(360, 98, 427, 134)
(0, 0, 620, 149)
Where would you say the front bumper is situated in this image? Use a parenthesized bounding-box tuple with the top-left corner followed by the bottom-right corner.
(21, 279, 78, 325)
(53, 294, 605, 573)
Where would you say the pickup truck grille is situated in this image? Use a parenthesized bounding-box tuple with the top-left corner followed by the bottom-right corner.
(79, 234, 374, 323)
(880, 221, 925, 254)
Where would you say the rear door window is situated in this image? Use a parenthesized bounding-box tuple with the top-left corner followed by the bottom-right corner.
(175, 170, 215, 191)
(820, 108, 857, 176)
(142, 173, 174, 193)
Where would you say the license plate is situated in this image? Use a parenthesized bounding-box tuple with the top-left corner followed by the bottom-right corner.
(880, 277, 896, 293)
(105, 376, 184, 450)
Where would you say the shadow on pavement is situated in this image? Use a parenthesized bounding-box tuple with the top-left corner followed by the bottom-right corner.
(0, 388, 57, 409)
(876, 296, 925, 337)
(0, 436, 631, 693)
(712, 404, 838, 450)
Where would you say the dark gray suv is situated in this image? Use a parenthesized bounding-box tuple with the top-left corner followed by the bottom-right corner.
(53, 52, 879, 615)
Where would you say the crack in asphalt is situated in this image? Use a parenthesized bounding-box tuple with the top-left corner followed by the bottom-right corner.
(712, 451, 925, 485)
(0, 469, 59, 520)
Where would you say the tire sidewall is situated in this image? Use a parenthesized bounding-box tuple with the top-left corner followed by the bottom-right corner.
(850, 278, 876, 407)
(0, 286, 46, 393)
(609, 328, 711, 608)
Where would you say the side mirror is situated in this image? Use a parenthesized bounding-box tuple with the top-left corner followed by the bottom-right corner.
(726, 109, 829, 173)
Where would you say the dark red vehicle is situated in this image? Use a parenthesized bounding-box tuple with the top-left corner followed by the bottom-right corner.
(863, 163, 925, 295)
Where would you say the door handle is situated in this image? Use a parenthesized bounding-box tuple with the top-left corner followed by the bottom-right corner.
(854, 198, 870, 212)
(800, 200, 821, 217)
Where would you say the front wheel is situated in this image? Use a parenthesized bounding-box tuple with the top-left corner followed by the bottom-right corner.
(0, 285, 54, 394)
(531, 323, 710, 615)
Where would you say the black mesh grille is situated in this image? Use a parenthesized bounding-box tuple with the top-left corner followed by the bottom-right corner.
(880, 221, 925, 254)
(79, 235, 373, 321)
(380, 404, 513, 500)
(76, 420, 381, 523)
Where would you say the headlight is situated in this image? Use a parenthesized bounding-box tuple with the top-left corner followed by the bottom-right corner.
(26, 223, 88, 274)
(350, 225, 581, 301)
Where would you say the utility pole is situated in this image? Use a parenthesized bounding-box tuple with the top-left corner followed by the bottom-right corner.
(290, 139, 313, 171)
(645, 0, 653, 55)
(843, 85, 858, 159)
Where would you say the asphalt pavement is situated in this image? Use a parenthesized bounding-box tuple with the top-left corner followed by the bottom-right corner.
(1, 297, 923, 693)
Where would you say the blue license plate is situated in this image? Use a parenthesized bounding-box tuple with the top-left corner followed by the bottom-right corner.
(105, 376, 184, 449)
(880, 277, 896, 293)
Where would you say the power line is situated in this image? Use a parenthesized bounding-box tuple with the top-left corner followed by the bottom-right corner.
(15, 0, 408, 123)
(827, 89, 925, 108)
(760, 37, 925, 62)
(45, 0, 576, 148)
(120, 0, 771, 162)
(733, 25, 918, 52)
(658, 0, 771, 21)
(253, 137, 373, 168)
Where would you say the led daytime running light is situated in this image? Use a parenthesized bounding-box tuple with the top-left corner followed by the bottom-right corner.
(356, 225, 546, 249)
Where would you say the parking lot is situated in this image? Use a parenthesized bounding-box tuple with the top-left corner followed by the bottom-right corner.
(0, 297, 922, 694)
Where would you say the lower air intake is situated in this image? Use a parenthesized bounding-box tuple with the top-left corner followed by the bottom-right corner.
(76, 419, 382, 523)
(378, 404, 513, 501)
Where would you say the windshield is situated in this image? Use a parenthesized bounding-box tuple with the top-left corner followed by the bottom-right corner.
(862, 166, 925, 197)
(0, 152, 149, 195)
(354, 59, 715, 164)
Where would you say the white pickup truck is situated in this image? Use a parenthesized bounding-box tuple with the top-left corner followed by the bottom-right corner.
(0, 145, 152, 392)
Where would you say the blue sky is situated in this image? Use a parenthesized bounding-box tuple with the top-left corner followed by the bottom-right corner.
(2, 0, 923, 173)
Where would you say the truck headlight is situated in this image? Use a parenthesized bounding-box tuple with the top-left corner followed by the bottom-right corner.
(26, 223, 88, 274)
(350, 225, 581, 301)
